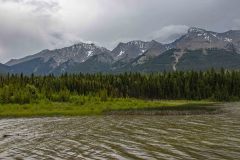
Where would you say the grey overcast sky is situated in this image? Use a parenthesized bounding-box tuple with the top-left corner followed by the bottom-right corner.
(0, 0, 240, 63)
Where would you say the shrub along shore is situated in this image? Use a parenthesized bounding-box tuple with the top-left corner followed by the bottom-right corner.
(0, 97, 217, 118)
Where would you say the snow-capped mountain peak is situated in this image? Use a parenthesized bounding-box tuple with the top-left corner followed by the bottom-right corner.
(6, 42, 110, 67)
(188, 27, 206, 34)
(111, 40, 161, 61)
(173, 27, 240, 52)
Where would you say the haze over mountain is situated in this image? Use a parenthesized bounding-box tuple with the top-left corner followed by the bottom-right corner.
(1, 27, 240, 74)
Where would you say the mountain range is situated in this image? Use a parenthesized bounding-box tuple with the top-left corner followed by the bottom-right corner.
(1, 27, 240, 75)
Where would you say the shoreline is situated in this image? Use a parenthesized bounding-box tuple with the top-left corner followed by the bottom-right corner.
(106, 108, 222, 116)
(0, 99, 220, 118)
(106, 104, 223, 116)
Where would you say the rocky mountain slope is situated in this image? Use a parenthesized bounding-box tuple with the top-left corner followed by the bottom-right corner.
(6, 42, 110, 66)
(172, 27, 240, 51)
(112, 40, 163, 61)
(0, 63, 10, 74)
(117, 27, 240, 72)
(5, 43, 111, 74)
(2, 27, 240, 74)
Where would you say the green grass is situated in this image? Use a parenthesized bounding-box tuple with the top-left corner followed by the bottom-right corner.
(0, 96, 217, 118)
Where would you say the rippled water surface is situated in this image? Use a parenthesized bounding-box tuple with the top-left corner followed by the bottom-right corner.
(0, 103, 240, 160)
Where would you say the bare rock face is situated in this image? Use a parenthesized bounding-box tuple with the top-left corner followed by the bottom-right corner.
(6, 43, 110, 67)
(221, 30, 240, 53)
(134, 42, 171, 65)
(111, 40, 161, 62)
(172, 27, 240, 53)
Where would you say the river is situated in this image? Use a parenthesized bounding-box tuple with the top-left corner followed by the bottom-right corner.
(0, 103, 240, 159)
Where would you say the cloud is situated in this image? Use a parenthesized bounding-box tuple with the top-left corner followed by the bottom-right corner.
(149, 25, 189, 43)
(0, 0, 240, 63)
(1, 0, 60, 14)
(0, 1, 57, 60)
(233, 19, 240, 29)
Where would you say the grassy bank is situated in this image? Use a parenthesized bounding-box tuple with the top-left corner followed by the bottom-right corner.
(0, 96, 218, 118)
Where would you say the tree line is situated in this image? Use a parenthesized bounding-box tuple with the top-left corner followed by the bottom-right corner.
(0, 69, 240, 104)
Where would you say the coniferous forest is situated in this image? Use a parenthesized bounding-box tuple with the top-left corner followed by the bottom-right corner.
(0, 69, 239, 104)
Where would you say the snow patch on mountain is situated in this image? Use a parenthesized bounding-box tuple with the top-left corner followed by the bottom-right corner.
(87, 51, 93, 57)
(224, 38, 233, 42)
(117, 50, 125, 57)
(140, 49, 146, 55)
